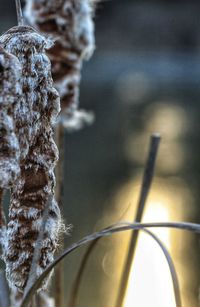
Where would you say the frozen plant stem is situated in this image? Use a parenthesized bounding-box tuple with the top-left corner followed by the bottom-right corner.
(0, 272, 10, 307)
(15, 0, 24, 26)
(54, 264, 64, 307)
(68, 239, 100, 307)
(115, 133, 161, 307)
(0, 189, 4, 227)
(68, 226, 182, 307)
(55, 124, 65, 307)
(0, 189, 5, 256)
(21, 221, 197, 307)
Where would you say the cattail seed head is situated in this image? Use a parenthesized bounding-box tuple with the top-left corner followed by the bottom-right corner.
(0, 26, 63, 292)
(25, 0, 95, 129)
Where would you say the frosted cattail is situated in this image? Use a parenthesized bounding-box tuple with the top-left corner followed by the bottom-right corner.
(0, 46, 21, 189)
(25, 0, 95, 129)
(0, 26, 62, 292)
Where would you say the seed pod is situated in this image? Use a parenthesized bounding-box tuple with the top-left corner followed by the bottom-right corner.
(0, 26, 62, 292)
(25, 0, 95, 129)
(0, 46, 21, 189)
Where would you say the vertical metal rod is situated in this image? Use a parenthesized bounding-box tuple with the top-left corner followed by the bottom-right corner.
(115, 133, 161, 307)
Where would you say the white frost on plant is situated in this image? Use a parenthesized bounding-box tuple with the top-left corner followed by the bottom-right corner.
(24, 0, 96, 129)
(0, 26, 62, 292)
(61, 109, 94, 131)
(0, 47, 21, 188)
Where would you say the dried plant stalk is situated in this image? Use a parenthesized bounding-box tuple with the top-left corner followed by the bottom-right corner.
(0, 188, 6, 257)
(25, 0, 95, 129)
(0, 271, 10, 307)
(54, 124, 65, 307)
(0, 26, 63, 292)
(20, 221, 199, 307)
(116, 134, 161, 307)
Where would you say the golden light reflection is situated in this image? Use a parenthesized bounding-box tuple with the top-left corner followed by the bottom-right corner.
(125, 132, 186, 173)
(124, 102, 189, 174)
(98, 101, 195, 307)
(100, 177, 193, 307)
(123, 200, 175, 307)
(144, 103, 189, 139)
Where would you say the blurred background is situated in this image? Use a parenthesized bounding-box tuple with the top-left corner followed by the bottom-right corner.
(1, 0, 200, 306)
